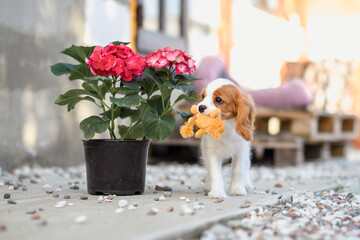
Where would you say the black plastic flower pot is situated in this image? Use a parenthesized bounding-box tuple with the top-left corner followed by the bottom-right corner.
(82, 139, 150, 195)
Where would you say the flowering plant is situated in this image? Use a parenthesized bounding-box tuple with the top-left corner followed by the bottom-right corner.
(51, 41, 198, 141)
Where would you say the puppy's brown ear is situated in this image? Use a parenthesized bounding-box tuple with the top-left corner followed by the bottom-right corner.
(235, 92, 255, 141)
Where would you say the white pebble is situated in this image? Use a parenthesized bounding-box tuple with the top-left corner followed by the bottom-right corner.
(181, 204, 195, 215)
(151, 207, 159, 213)
(118, 199, 128, 208)
(179, 196, 186, 200)
(98, 196, 104, 202)
(8, 186, 14, 190)
(0, 182, 4, 187)
(54, 201, 67, 208)
(56, 187, 63, 192)
(159, 196, 166, 201)
(41, 184, 52, 189)
(289, 187, 294, 191)
(115, 208, 124, 213)
(128, 205, 137, 210)
(304, 190, 314, 198)
(185, 198, 191, 203)
(353, 216, 360, 222)
(163, 192, 172, 197)
(74, 215, 87, 224)
(193, 203, 204, 210)
(253, 190, 266, 194)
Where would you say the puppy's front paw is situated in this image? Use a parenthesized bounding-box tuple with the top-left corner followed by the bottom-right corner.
(228, 185, 247, 196)
(208, 190, 227, 199)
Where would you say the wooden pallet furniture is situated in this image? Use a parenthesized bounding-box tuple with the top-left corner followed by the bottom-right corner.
(255, 108, 358, 142)
(255, 108, 357, 163)
(150, 108, 358, 166)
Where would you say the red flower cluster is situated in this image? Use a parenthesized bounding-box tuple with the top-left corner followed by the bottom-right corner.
(85, 43, 146, 81)
(145, 47, 196, 75)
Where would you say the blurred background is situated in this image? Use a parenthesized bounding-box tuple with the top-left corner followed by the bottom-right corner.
(1, 0, 360, 170)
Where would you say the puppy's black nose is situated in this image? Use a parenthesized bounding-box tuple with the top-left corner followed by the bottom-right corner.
(198, 105, 207, 113)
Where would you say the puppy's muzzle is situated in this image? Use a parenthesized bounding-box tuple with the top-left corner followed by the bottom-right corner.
(198, 105, 207, 113)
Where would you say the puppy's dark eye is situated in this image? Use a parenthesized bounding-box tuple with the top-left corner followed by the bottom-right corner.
(215, 97, 223, 104)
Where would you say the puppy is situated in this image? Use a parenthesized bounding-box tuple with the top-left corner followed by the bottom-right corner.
(198, 78, 255, 199)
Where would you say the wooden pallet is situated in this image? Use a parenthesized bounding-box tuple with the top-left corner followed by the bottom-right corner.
(304, 141, 350, 161)
(252, 134, 304, 167)
(256, 108, 358, 142)
(150, 109, 357, 166)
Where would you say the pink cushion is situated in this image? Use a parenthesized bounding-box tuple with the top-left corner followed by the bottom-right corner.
(194, 56, 313, 108)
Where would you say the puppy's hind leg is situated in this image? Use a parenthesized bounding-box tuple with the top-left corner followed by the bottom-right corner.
(243, 155, 254, 192)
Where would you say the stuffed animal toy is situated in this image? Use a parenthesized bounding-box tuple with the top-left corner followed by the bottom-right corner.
(180, 105, 224, 139)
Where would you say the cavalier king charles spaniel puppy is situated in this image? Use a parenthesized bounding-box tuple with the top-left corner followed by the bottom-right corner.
(198, 78, 255, 199)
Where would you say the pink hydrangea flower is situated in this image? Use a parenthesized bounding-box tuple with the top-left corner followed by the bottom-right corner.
(145, 47, 196, 75)
(86, 43, 146, 81)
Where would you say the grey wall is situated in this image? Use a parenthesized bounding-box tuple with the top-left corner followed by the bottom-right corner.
(0, 0, 90, 170)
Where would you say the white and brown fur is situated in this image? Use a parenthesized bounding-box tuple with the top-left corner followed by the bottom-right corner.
(198, 78, 255, 199)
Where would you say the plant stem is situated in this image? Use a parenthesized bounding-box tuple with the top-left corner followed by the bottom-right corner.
(109, 78, 117, 140)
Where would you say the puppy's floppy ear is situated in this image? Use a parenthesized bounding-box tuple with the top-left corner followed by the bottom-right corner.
(235, 92, 255, 141)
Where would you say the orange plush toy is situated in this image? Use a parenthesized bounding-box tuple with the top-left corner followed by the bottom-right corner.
(180, 105, 224, 139)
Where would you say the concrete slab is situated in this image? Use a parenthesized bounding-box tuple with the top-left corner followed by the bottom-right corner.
(1, 158, 359, 240)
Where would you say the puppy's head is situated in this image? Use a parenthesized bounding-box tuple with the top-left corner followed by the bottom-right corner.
(197, 78, 255, 141)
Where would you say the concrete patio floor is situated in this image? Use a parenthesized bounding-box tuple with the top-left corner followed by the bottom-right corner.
(1, 155, 360, 240)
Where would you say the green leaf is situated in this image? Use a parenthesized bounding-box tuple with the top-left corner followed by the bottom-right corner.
(147, 95, 164, 115)
(173, 108, 191, 119)
(116, 87, 139, 95)
(163, 81, 196, 92)
(139, 77, 157, 96)
(142, 68, 161, 84)
(101, 109, 121, 120)
(50, 63, 76, 76)
(110, 94, 142, 108)
(69, 64, 93, 80)
(80, 116, 110, 140)
(55, 89, 96, 111)
(61, 45, 95, 64)
(99, 81, 112, 99)
(157, 84, 172, 108)
(118, 124, 144, 140)
(122, 80, 140, 91)
(128, 124, 145, 140)
(118, 125, 129, 137)
(111, 41, 130, 46)
(82, 81, 99, 95)
(83, 76, 113, 82)
(173, 92, 198, 105)
(143, 112, 175, 141)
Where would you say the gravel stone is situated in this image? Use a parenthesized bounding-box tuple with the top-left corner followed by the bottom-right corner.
(4, 193, 10, 199)
(118, 200, 128, 208)
(7, 199, 16, 204)
(239, 204, 251, 208)
(80, 196, 88, 200)
(26, 207, 36, 214)
(64, 195, 71, 199)
(52, 193, 59, 198)
(74, 215, 87, 224)
(70, 185, 79, 190)
(163, 191, 172, 197)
